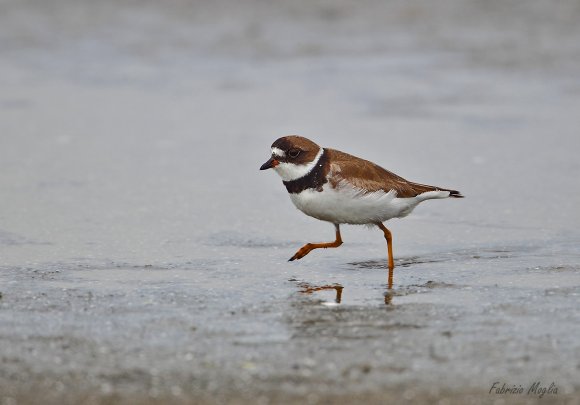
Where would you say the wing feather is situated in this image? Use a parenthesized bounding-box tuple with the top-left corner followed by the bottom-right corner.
(326, 149, 456, 198)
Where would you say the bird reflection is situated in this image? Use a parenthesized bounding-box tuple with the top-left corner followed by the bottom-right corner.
(297, 282, 344, 303)
(384, 267, 393, 304)
(294, 269, 394, 305)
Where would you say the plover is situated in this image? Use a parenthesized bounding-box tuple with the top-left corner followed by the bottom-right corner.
(260, 135, 463, 272)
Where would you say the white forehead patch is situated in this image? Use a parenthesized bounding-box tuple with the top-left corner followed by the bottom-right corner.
(273, 147, 324, 182)
(271, 147, 286, 158)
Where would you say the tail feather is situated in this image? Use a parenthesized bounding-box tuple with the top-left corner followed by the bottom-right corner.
(409, 181, 464, 199)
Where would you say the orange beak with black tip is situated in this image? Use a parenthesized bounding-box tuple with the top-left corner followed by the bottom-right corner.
(260, 157, 279, 170)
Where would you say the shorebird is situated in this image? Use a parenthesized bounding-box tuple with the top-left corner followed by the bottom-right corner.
(260, 135, 463, 275)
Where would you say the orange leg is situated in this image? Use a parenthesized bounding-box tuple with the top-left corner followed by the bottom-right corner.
(377, 223, 395, 297)
(377, 223, 395, 274)
(289, 224, 343, 261)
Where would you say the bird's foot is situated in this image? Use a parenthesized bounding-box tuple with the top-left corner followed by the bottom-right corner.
(289, 244, 313, 261)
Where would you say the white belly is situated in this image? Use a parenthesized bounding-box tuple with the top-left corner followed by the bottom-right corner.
(288, 183, 451, 224)
(288, 184, 415, 224)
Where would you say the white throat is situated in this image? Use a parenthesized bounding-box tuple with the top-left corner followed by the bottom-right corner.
(273, 147, 324, 182)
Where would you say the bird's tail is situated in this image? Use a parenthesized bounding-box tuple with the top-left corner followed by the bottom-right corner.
(448, 189, 464, 198)
(410, 182, 464, 200)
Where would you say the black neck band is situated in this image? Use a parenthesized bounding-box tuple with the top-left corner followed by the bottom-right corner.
(283, 149, 328, 194)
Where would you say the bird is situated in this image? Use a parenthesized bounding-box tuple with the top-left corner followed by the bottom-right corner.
(259, 135, 463, 276)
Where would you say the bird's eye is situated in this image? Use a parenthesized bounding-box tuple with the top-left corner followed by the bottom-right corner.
(288, 149, 301, 158)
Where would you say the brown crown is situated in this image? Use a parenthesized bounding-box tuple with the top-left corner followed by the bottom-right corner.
(271, 135, 321, 164)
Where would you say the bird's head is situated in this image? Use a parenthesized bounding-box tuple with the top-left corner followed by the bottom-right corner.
(259, 136, 323, 181)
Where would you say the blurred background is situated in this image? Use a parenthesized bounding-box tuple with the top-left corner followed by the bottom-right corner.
(2, 0, 579, 264)
(1, 0, 580, 403)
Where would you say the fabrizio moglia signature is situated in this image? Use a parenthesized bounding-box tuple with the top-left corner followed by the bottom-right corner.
(489, 381, 558, 398)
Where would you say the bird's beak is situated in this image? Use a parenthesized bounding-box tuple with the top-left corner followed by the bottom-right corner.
(260, 157, 279, 170)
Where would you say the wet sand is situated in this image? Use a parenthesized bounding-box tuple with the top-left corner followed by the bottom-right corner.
(1, 0, 580, 404)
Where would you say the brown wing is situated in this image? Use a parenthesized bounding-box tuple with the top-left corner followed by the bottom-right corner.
(326, 149, 458, 198)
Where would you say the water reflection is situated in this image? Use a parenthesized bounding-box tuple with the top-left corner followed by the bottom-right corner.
(384, 287, 393, 305)
(296, 281, 344, 303)
(293, 276, 394, 306)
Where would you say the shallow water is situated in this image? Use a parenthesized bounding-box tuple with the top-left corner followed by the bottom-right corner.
(1, 0, 580, 403)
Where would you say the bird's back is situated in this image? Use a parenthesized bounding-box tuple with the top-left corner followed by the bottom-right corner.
(326, 148, 462, 198)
